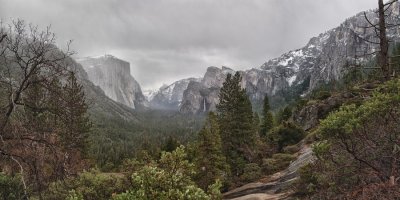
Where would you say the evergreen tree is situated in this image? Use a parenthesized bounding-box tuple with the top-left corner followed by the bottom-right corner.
(217, 72, 257, 176)
(195, 112, 230, 190)
(276, 106, 292, 124)
(61, 71, 91, 150)
(161, 136, 180, 152)
(391, 42, 400, 76)
(253, 112, 260, 134)
(260, 95, 274, 137)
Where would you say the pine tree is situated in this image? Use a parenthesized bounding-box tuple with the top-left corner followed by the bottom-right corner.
(260, 95, 274, 137)
(161, 136, 180, 152)
(60, 71, 91, 150)
(194, 112, 229, 190)
(253, 112, 260, 134)
(276, 106, 292, 124)
(391, 42, 400, 76)
(217, 72, 257, 176)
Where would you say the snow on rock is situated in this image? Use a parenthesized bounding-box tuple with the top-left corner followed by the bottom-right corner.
(287, 75, 297, 86)
(180, 3, 400, 114)
(149, 77, 201, 110)
(143, 89, 158, 102)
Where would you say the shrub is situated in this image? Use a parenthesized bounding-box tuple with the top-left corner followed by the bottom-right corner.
(46, 169, 129, 200)
(283, 144, 301, 154)
(268, 122, 305, 151)
(315, 90, 331, 100)
(240, 163, 262, 182)
(294, 164, 320, 196)
(113, 146, 222, 200)
(262, 153, 296, 174)
(0, 172, 25, 200)
(298, 79, 400, 199)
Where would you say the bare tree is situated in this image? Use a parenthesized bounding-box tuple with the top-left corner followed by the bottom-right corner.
(363, 0, 399, 79)
(0, 34, 6, 43)
(0, 20, 89, 199)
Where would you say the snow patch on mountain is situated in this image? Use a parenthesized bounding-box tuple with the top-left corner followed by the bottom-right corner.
(143, 89, 158, 102)
(179, 3, 400, 114)
(149, 77, 202, 110)
(287, 75, 297, 86)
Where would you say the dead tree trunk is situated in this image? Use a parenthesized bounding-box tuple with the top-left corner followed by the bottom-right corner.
(0, 34, 6, 43)
(378, 0, 390, 79)
(363, 0, 399, 79)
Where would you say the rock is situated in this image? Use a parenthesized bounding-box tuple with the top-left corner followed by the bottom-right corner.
(179, 81, 203, 114)
(77, 55, 147, 110)
(229, 193, 288, 200)
(180, 3, 400, 114)
(223, 146, 314, 200)
(293, 95, 345, 131)
(149, 77, 201, 110)
(180, 66, 234, 114)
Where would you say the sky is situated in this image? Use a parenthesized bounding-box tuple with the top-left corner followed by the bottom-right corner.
(0, 0, 377, 90)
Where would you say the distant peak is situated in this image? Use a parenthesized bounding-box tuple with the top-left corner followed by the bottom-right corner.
(103, 54, 116, 59)
(78, 54, 124, 62)
(221, 66, 234, 74)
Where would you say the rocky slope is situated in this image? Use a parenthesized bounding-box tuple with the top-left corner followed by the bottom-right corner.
(77, 55, 148, 110)
(223, 145, 314, 200)
(180, 3, 400, 114)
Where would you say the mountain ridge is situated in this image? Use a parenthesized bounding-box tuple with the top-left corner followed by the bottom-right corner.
(178, 2, 400, 114)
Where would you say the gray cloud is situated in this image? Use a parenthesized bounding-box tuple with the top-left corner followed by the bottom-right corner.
(0, 0, 377, 89)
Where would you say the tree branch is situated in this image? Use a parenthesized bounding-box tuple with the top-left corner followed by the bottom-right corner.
(0, 34, 6, 43)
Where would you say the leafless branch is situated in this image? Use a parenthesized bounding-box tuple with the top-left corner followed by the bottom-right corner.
(364, 12, 380, 30)
(383, 0, 398, 7)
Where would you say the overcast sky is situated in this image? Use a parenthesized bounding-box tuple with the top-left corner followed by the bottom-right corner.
(0, 0, 377, 90)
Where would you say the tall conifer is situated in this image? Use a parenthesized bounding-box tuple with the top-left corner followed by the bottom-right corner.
(217, 72, 257, 176)
(260, 95, 274, 137)
(195, 112, 229, 190)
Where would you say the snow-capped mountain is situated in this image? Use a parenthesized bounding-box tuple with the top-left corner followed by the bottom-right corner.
(77, 55, 148, 109)
(179, 2, 400, 114)
(148, 77, 202, 110)
(143, 89, 158, 102)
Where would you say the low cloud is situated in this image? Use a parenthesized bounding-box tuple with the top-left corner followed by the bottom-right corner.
(0, 0, 377, 89)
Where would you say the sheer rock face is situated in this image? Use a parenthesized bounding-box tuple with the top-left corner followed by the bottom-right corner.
(65, 58, 140, 122)
(148, 77, 201, 110)
(201, 66, 234, 88)
(77, 55, 148, 110)
(179, 3, 400, 114)
(180, 66, 236, 114)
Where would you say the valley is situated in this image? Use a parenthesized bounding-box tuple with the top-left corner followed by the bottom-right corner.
(1, 0, 400, 200)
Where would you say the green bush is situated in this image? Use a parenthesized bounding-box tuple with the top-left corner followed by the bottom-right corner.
(268, 122, 305, 151)
(295, 164, 320, 196)
(0, 172, 25, 200)
(283, 144, 301, 154)
(262, 153, 296, 174)
(315, 90, 331, 100)
(298, 79, 400, 199)
(113, 146, 222, 200)
(275, 107, 292, 124)
(46, 169, 129, 200)
(240, 163, 262, 182)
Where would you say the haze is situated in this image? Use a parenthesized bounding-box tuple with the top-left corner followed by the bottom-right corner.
(0, 0, 377, 89)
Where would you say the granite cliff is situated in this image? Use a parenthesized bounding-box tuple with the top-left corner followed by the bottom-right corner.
(77, 55, 147, 110)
